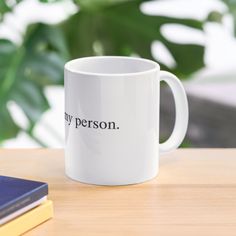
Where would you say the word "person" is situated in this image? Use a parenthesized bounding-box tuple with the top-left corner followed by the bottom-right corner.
(75, 117, 119, 130)
(65, 112, 119, 130)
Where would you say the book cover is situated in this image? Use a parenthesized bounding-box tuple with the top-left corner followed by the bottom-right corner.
(0, 175, 48, 219)
(0, 200, 53, 236)
(0, 196, 47, 225)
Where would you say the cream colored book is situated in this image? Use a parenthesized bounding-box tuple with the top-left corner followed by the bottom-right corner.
(0, 200, 53, 236)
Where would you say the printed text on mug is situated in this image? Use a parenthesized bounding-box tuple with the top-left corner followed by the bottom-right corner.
(65, 112, 119, 130)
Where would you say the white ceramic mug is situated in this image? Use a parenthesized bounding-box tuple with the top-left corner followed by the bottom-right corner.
(64, 56, 188, 185)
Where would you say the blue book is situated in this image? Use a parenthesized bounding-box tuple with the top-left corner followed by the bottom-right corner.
(0, 176, 48, 220)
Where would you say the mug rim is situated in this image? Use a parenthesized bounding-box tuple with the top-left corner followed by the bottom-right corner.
(64, 56, 160, 77)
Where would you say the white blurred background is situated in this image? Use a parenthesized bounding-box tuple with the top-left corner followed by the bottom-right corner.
(1, 0, 236, 147)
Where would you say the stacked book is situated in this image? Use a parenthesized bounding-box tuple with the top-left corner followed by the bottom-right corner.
(0, 175, 53, 235)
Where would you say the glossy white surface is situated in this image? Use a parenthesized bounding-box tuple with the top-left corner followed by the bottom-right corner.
(159, 71, 189, 153)
(64, 56, 188, 185)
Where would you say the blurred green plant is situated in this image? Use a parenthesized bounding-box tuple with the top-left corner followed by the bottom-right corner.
(0, 25, 68, 145)
(222, 0, 236, 35)
(0, 0, 205, 146)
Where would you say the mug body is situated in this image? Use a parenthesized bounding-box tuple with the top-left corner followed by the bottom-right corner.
(64, 56, 160, 185)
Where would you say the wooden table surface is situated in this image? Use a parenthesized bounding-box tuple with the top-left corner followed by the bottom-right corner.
(1, 149, 236, 236)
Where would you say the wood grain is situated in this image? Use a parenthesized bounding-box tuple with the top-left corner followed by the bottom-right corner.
(0, 149, 236, 236)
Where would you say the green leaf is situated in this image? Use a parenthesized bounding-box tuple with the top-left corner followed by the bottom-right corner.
(164, 41, 204, 78)
(75, 0, 133, 10)
(61, 11, 95, 58)
(221, 0, 236, 36)
(62, 0, 204, 77)
(11, 80, 50, 124)
(0, 0, 22, 20)
(0, 24, 68, 142)
(0, 104, 19, 142)
(207, 11, 223, 23)
(0, 1, 12, 17)
(39, 0, 60, 2)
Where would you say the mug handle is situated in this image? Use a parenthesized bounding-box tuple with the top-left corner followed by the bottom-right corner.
(159, 71, 189, 154)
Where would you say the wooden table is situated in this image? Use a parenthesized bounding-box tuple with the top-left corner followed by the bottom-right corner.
(1, 149, 236, 236)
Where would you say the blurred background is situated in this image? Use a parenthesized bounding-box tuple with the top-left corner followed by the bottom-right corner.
(0, 0, 235, 148)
